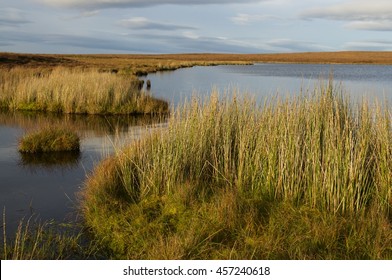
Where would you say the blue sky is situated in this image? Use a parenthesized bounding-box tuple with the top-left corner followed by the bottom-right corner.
(1, 0, 392, 54)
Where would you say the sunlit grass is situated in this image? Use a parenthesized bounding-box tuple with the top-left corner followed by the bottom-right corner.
(18, 126, 80, 153)
(0, 67, 168, 115)
(81, 83, 392, 259)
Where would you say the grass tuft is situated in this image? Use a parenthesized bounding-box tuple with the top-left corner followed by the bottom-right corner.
(19, 127, 80, 153)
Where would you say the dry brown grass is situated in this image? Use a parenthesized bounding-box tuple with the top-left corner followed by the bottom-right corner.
(2, 52, 392, 73)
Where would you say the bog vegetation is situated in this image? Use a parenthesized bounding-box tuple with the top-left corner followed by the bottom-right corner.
(1, 52, 392, 260)
(18, 126, 80, 153)
(81, 83, 392, 259)
(0, 67, 168, 115)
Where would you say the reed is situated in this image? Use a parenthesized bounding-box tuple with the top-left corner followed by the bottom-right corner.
(0, 67, 168, 115)
(1, 214, 102, 260)
(81, 83, 392, 259)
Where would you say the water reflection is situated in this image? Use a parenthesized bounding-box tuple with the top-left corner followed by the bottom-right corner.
(19, 151, 81, 172)
(146, 64, 392, 107)
(0, 110, 165, 235)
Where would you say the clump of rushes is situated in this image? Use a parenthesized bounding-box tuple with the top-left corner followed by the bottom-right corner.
(81, 83, 392, 259)
(0, 67, 168, 115)
(19, 127, 80, 153)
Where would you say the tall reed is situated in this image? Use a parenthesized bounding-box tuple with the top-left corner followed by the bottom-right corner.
(81, 83, 392, 259)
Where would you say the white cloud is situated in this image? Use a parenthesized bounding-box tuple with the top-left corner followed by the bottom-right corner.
(301, 0, 392, 21)
(345, 20, 392, 31)
(38, 0, 267, 10)
(300, 0, 392, 32)
(231, 13, 280, 25)
(119, 17, 196, 31)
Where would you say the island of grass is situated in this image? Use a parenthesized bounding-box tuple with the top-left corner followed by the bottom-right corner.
(19, 127, 80, 153)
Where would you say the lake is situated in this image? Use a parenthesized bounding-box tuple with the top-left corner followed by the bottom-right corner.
(146, 63, 392, 106)
(1, 62, 392, 234)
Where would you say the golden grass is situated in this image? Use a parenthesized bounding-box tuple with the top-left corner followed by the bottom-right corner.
(2, 52, 392, 72)
(0, 67, 168, 115)
(18, 126, 80, 153)
(80, 84, 392, 259)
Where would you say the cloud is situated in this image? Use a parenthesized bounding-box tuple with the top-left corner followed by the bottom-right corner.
(231, 13, 281, 25)
(38, 0, 267, 10)
(0, 28, 266, 53)
(125, 32, 266, 53)
(344, 40, 392, 50)
(300, 1, 392, 32)
(301, 0, 392, 21)
(119, 17, 196, 31)
(345, 20, 392, 31)
(266, 38, 333, 52)
(0, 8, 32, 26)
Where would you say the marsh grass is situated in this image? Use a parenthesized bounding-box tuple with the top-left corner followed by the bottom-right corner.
(0, 67, 168, 115)
(18, 126, 80, 153)
(80, 83, 392, 259)
(1, 212, 103, 260)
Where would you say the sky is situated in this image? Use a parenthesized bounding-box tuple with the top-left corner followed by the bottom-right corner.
(1, 0, 392, 54)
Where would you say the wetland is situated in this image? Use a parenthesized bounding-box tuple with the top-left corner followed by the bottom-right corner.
(1, 52, 392, 259)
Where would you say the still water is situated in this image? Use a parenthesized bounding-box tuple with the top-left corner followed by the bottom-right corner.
(0, 112, 162, 233)
(2, 63, 392, 233)
(146, 63, 392, 106)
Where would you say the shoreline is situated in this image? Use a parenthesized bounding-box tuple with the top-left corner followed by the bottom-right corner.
(2, 52, 392, 71)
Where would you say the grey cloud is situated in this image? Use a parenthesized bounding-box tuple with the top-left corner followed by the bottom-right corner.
(119, 17, 196, 31)
(38, 0, 267, 10)
(344, 40, 392, 50)
(266, 39, 332, 52)
(0, 28, 266, 53)
(0, 30, 153, 53)
(124, 32, 266, 53)
(0, 8, 32, 26)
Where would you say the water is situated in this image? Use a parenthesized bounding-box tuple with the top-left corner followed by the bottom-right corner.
(146, 63, 392, 106)
(0, 112, 162, 234)
(2, 63, 392, 234)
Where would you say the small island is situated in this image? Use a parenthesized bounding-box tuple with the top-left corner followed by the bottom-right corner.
(18, 127, 80, 153)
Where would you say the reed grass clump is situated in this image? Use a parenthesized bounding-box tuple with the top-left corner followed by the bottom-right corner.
(0, 67, 168, 115)
(1, 214, 103, 260)
(19, 127, 80, 153)
(81, 84, 392, 259)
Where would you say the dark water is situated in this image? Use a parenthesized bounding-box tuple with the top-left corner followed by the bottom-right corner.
(146, 63, 392, 106)
(0, 112, 163, 234)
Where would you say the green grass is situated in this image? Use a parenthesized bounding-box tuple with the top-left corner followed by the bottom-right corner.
(0, 67, 168, 115)
(80, 83, 392, 259)
(19, 126, 80, 153)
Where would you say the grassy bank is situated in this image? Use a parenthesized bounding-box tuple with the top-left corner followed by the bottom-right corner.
(0, 67, 168, 115)
(81, 83, 392, 259)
